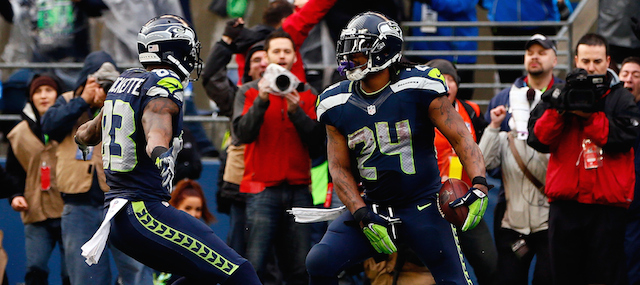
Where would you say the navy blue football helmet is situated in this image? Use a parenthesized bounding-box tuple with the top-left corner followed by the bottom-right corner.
(336, 12, 403, 81)
(137, 15, 202, 81)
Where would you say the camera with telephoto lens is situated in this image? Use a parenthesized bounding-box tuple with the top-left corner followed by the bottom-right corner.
(543, 68, 608, 112)
(262, 63, 302, 96)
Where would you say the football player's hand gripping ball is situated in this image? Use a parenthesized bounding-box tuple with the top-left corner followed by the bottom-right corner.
(449, 187, 488, 231)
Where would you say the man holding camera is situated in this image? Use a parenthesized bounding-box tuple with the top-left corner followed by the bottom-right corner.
(232, 30, 322, 284)
(528, 33, 640, 285)
(41, 51, 153, 284)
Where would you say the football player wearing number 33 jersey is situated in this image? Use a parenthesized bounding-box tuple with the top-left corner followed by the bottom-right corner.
(306, 12, 491, 284)
(75, 15, 261, 284)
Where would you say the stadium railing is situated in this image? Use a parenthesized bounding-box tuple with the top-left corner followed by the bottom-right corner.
(0, 0, 592, 120)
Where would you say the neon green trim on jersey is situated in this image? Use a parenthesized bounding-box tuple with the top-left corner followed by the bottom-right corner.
(157, 77, 183, 94)
(131, 201, 239, 275)
(427, 67, 446, 86)
(450, 224, 473, 284)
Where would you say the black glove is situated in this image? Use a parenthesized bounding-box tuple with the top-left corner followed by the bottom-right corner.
(541, 85, 564, 111)
(631, 17, 640, 41)
(234, 28, 263, 53)
(223, 18, 244, 41)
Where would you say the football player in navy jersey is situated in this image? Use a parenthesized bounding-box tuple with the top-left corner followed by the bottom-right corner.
(74, 15, 261, 284)
(306, 12, 491, 284)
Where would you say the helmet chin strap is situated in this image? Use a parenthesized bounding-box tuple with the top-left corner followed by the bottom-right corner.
(346, 67, 368, 81)
(167, 54, 191, 79)
(345, 56, 370, 81)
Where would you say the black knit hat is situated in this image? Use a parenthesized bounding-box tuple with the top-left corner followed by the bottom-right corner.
(242, 40, 266, 84)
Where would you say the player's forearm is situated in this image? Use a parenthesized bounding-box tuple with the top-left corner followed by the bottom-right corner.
(75, 109, 103, 146)
(330, 164, 366, 213)
(142, 98, 179, 157)
(453, 136, 488, 193)
(430, 96, 488, 192)
(326, 124, 366, 213)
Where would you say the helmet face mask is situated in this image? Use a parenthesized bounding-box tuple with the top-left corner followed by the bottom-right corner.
(138, 15, 203, 81)
(336, 12, 403, 81)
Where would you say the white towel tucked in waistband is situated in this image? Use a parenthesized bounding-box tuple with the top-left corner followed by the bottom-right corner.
(81, 198, 128, 265)
(287, 206, 348, 223)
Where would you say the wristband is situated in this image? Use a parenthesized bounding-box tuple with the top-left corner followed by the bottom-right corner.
(151, 146, 169, 162)
(472, 176, 489, 188)
(352, 207, 369, 223)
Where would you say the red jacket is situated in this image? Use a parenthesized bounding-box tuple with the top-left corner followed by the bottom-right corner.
(235, 0, 338, 83)
(533, 107, 635, 208)
(232, 81, 318, 193)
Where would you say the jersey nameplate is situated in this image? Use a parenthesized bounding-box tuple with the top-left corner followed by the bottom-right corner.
(109, 77, 145, 96)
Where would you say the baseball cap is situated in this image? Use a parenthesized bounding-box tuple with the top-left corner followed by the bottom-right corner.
(525, 34, 557, 54)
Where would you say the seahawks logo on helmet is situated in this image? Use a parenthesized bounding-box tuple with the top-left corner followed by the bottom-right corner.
(137, 15, 203, 81)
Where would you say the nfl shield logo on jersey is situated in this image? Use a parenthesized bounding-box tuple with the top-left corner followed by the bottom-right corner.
(367, 105, 376, 115)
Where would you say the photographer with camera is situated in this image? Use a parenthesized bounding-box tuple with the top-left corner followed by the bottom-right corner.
(527, 33, 640, 285)
(232, 30, 322, 284)
(41, 51, 153, 284)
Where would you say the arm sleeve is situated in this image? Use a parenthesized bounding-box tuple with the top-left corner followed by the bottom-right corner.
(595, 93, 640, 152)
(232, 88, 269, 144)
(201, 41, 237, 117)
(288, 103, 324, 153)
(582, 112, 609, 147)
(282, 0, 338, 47)
(5, 145, 26, 200)
(42, 95, 90, 142)
(478, 126, 503, 170)
(528, 102, 562, 153)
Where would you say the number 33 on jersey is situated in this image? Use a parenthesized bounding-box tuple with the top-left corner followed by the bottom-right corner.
(101, 68, 184, 198)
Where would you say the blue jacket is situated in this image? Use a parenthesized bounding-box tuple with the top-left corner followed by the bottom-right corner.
(409, 0, 478, 64)
(484, 0, 561, 23)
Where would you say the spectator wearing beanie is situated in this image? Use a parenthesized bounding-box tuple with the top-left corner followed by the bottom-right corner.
(5, 73, 69, 284)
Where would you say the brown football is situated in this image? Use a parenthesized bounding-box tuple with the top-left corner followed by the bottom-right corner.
(438, 178, 470, 228)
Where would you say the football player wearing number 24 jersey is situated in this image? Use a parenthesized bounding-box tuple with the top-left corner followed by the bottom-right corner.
(306, 12, 490, 284)
(75, 15, 261, 284)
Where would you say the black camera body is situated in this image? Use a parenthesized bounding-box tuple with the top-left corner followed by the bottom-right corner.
(544, 69, 608, 112)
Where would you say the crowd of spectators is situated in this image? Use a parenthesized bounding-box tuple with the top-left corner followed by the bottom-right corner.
(2, 0, 640, 284)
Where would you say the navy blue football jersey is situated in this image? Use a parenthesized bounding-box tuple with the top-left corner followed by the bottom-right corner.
(103, 68, 184, 202)
(316, 66, 447, 206)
